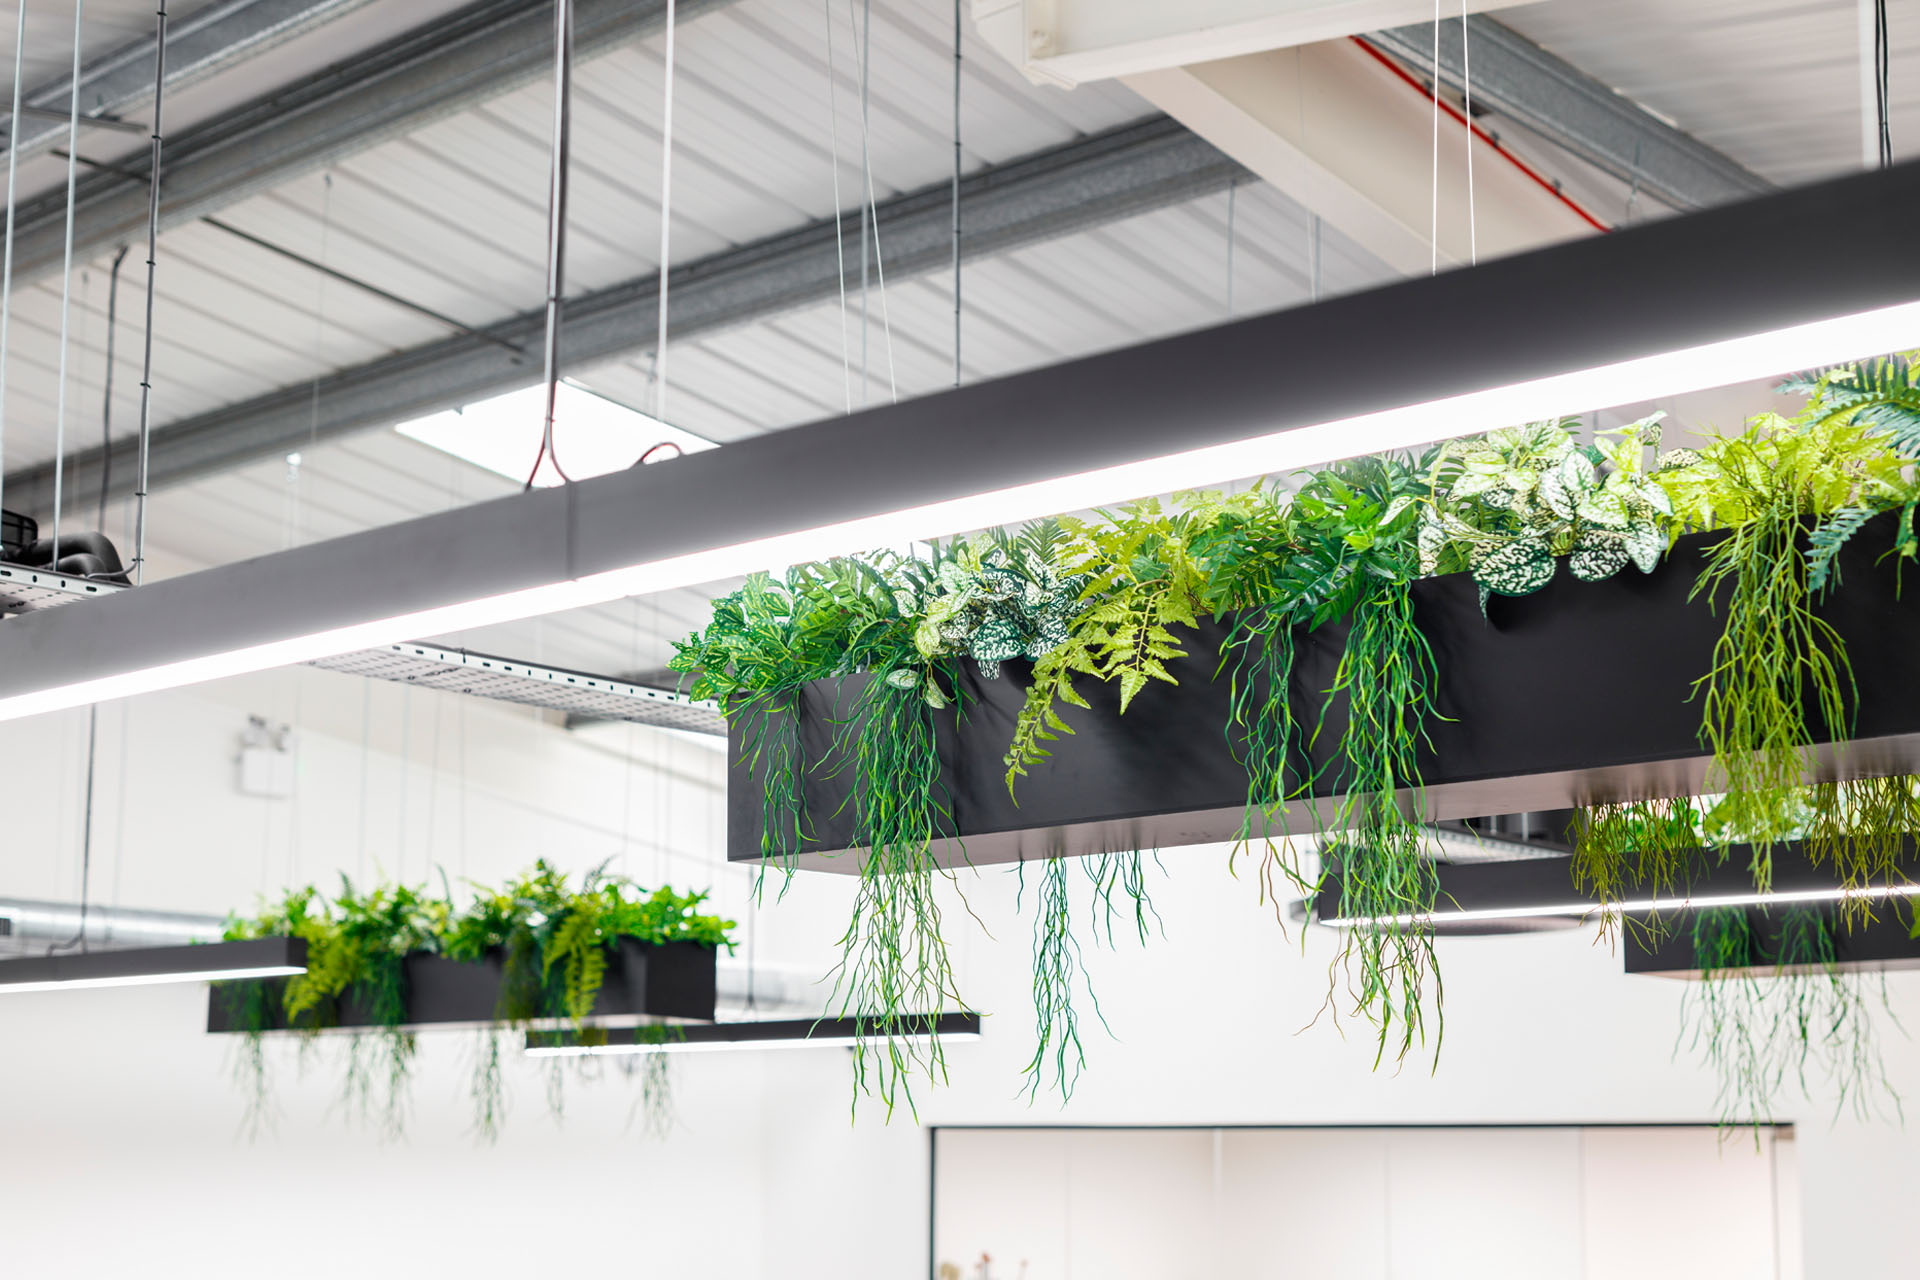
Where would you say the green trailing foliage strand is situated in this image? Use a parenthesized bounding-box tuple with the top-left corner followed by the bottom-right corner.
(1681, 907, 1897, 1135)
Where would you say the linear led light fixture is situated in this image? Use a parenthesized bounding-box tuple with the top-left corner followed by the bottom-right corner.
(523, 1012, 983, 1058)
(0, 162, 1917, 720)
(0, 938, 306, 994)
(1317, 882, 1920, 929)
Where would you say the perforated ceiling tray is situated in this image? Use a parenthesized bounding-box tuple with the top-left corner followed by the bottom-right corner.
(309, 643, 725, 735)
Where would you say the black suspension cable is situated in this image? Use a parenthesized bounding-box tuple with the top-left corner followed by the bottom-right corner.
(1875, 0, 1893, 168)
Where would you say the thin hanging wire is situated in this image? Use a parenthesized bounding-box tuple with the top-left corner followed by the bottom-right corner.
(528, 0, 574, 490)
(1429, 0, 1439, 275)
(951, 0, 961, 389)
(0, 0, 25, 530)
(49, 707, 100, 954)
(1224, 181, 1236, 318)
(132, 0, 170, 584)
(824, 0, 851, 412)
(51, 0, 87, 566)
(108, 701, 130, 939)
(356, 679, 372, 883)
(849, 0, 896, 403)
(855, 0, 870, 405)
(1461, 2, 1476, 266)
(653, 0, 677, 424)
(1309, 213, 1322, 302)
(304, 170, 334, 468)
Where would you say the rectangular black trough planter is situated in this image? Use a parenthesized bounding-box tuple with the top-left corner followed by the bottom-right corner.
(1299, 840, 1917, 940)
(205, 939, 716, 1033)
(727, 515, 1920, 871)
(1626, 908, 1920, 978)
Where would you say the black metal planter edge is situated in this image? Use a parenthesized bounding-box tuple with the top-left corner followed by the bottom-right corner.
(205, 938, 718, 1034)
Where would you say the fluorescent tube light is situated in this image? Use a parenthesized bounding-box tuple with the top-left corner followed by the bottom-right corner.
(12, 303, 1917, 729)
(1, 162, 1915, 724)
(396, 382, 717, 486)
(1316, 881, 1920, 929)
(523, 1013, 983, 1057)
(570, 301, 1920, 602)
(0, 938, 307, 994)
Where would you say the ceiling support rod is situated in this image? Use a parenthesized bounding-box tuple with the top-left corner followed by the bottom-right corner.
(133, 1, 170, 584)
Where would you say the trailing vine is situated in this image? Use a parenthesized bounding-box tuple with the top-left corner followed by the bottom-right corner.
(831, 660, 967, 1118)
(1681, 907, 1897, 1133)
(1317, 577, 1443, 1066)
(1571, 797, 1707, 938)
(1657, 395, 1917, 889)
(1018, 857, 1104, 1101)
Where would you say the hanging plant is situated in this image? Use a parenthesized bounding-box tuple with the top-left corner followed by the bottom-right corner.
(1242, 456, 1442, 1064)
(1570, 796, 1708, 938)
(219, 864, 734, 1142)
(1655, 398, 1916, 889)
(1680, 907, 1897, 1134)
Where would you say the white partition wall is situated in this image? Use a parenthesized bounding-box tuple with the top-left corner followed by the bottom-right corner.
(933, 1126, 1799, 1280)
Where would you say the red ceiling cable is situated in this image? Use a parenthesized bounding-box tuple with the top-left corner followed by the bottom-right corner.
(1348, 35, 1611, 235)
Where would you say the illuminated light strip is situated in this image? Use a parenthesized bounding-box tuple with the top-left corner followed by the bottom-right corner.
(523, 1033, 973, 1058)
(523, 1013, 982, 1058)
(0, 964, 306, 994)
(0, 938, 306, 993)
(1315, 880, 1920, 929)
(5, 298, 1918, 725)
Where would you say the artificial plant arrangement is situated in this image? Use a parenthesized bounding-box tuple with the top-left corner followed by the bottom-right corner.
(1655, 372, 1920, 889)
(1680, 906, 1898, 1133)
(219, 860, 734, 1141)
(674, 352, 1920, 1115)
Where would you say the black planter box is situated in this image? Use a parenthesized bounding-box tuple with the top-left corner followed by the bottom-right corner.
(1300, 840, 1916, 942)
(1625, 907, 1920, 978)
(728, 514, 1920, 871)
(205, 939, 716, 1033)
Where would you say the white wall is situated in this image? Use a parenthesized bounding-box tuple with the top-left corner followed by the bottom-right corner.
(0, 669, 1914, 1278)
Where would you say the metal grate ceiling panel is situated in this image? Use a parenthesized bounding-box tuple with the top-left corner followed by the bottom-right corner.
(308, 642, 726, 735)
(0, 563, 128, 614)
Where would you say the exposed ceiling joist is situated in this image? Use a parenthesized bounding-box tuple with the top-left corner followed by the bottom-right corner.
(3, 0, 737, 287)
(1364, 15, 1772, 212)
(6, 116, 1246, 514)
(1, 0, 379, 163)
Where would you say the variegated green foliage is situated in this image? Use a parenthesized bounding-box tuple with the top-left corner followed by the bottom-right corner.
(899, 522, 1087, 680)
(1419, 415, 1674, 602)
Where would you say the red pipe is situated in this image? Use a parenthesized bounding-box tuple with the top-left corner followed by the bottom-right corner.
(1348, 35, 1611, 234)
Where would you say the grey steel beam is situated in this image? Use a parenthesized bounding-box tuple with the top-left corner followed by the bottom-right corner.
(3, 0, 379, 162)
(4, 0, 735, 286)
(7, 116, 1246, 514)
(1367, 16, 1771, 212)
